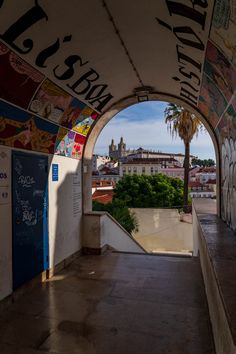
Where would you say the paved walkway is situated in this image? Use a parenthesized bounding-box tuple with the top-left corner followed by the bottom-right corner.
(0, 253, 215, 354)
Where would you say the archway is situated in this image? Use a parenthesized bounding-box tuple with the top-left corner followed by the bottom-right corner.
(83, 93, 220, 215)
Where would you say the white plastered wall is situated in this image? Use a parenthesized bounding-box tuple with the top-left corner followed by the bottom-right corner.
(48, 155, 82, 268)
(0, 148, 83, 301)
(0, 146, 12, 300)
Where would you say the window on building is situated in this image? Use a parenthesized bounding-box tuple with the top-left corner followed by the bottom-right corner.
(150, 167, 154, 174)
(142, 167, 145, 174)
(133, 167, 137, 174)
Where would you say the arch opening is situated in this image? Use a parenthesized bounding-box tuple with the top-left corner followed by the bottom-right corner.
(83, 94, 220, 217)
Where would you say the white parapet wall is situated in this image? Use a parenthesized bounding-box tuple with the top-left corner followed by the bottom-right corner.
(130, 208, 193, 255)
(83, 212, 145, 253)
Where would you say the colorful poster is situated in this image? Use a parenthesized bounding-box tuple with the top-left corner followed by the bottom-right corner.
(0, 42, 44, 109)
(29, 79, 73, 124)
(231, 93, 236, 111)
(60, 98, 86, 130)
(72, 134, 86, 160)
(198, 74, 227, 128)
(0, 100, 58, 154)
(205, 41, 236, 101)
(71, 107, 98, 135)
(72, 117, 94, 136)
(54, 127, 75, 157)
(216, 105, 236, 145)
(211, 0, 236, 68)
(79, 106, 96, 121)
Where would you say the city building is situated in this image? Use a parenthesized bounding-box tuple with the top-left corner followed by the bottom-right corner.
(120, 157, 182, 177)
(92, 154, 111, 172)
(195, 167, 216, 184)
(189, 180, 216, 199)
(109, 137, 129, 159)
(109, 138, 196, 166)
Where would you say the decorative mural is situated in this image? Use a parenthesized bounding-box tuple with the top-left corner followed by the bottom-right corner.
(54, 128, 75, 157)
(71, 107, 98, 136)
(0, 100, 58, 154)
(0, 99, 90, 160)
(0, 39, 99, 161)
(216, 104, 236, 142)
(198, 40, 236, 130)
(60, 100, 98, 135)
(29, 79, 73, 124)
(0, 42, 44, 109)
(215, 0, 236, 230)
(198, 73, 227, 128)
(205, 41, 236, 101)
(54, 128, 87, 159)
(221, 137, 236, 230)
(60, 99, 86, 130)
(200, 0, 236, 230)
(211, 0, 236, 68)
(0, 3, 113, 113)
(73, 134, 86, 160)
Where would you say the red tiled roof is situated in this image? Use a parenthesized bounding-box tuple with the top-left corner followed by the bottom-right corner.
(198, 167, 216, 173)
(189, 181, 204, 188)
(92, 190, 113, 204)
(92, 180, 115, 188)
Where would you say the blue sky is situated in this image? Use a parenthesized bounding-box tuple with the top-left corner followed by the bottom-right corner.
(94, 101, 216, 160)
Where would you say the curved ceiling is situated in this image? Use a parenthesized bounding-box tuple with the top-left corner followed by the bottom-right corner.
(0, 1, 215, 112)
(0, 1, 235, 161)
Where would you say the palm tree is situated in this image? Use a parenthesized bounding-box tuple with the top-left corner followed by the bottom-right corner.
(164, 103, 202, 213)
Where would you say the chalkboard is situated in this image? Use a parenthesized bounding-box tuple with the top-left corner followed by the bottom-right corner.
(12, 151, 49, 289)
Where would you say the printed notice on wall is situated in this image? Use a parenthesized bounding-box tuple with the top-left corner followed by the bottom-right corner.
(52, 164, 59, 181)
(72, 172, 81, 216)
(0, 147, 10, 204)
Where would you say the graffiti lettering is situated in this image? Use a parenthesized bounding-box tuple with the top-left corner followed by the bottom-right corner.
(0, 1, 113, 112)
(18, 175, 35, 188)
(53, 55, 88, 80)
(178, 66, 201, 86)
(22, 209, 37, 226)
(156, 0, 210, 106)
(165, 1, 207, 30)
(36, 38, 61, 68)
(176, 45, 202, 72)
(0, 1, 48, 54)
(180, 87, 199, 105)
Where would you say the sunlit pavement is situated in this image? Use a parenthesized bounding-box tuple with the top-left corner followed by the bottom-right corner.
(0, 252, 215, 354)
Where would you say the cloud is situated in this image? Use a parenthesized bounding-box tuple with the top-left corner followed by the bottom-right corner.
(95, 102, 216, 159)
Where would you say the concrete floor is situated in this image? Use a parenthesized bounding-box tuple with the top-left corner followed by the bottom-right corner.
(0, 252, 215, 354)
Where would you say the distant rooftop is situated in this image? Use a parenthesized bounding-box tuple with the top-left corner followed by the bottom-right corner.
(122, 157, 178, 165)
(92, 190, 113, 204)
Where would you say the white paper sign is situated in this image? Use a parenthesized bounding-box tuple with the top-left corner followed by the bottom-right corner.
(0, 148, 10, 187)
(0, 186, 10, 205)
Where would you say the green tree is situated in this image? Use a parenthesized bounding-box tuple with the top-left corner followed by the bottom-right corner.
(164, 103, 202, 212)
(192, 157, 215, 167)
(113, 174, 184, 208)
(92, 199, 139, 234)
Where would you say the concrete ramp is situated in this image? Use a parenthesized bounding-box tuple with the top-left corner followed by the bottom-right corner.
(83, 212, 145, 253)
(130, 208, 193, 254)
